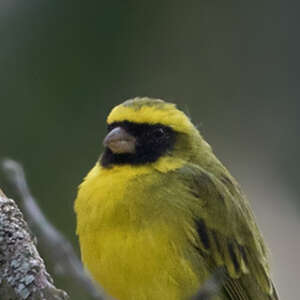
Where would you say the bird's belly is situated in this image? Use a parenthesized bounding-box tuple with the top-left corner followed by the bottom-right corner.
(80, 223, 202, 300)
(76, 164, 210, 299)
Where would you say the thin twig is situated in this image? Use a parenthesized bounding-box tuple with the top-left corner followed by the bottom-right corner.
(1, 159, 105, 300)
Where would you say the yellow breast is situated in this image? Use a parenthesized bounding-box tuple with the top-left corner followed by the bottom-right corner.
(75, 160, 206, 300)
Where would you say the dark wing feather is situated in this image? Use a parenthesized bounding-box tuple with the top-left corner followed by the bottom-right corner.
(177, 164, 279, 300)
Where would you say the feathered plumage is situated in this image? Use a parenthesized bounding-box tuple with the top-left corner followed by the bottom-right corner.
(75, 97, 279, 300)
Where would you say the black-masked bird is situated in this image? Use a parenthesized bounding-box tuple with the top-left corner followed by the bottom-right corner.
(75, 97, 279, 300)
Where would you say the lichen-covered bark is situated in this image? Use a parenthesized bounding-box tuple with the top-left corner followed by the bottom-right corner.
(0, 190, 69, 300)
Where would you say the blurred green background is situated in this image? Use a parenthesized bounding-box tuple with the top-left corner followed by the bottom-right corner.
(0, 1, 299, 299)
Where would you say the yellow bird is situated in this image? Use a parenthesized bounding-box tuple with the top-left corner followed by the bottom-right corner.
(75, 97, 279, 300)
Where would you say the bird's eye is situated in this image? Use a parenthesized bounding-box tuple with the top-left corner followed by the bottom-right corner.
(153, 128, 166, 138)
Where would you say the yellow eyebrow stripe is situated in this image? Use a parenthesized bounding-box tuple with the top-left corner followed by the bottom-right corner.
(107, 101, 194, 134)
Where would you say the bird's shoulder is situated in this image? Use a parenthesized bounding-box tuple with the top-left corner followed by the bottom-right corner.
(172, 163, 278, 299)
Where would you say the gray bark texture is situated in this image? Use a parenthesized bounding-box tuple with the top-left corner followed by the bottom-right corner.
(0, 189, 69, 300)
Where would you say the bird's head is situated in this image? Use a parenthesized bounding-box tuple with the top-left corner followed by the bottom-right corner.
(100, 97, 211, 169)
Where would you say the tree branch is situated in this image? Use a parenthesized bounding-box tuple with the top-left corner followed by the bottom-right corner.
(0, 189, 69, 299)
(1, 159, 105, 300)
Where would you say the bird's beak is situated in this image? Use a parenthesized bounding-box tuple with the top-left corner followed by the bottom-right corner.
(103, 127, 136, 154)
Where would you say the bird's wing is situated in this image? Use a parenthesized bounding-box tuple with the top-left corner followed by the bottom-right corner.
(176, 164, 279, 300)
